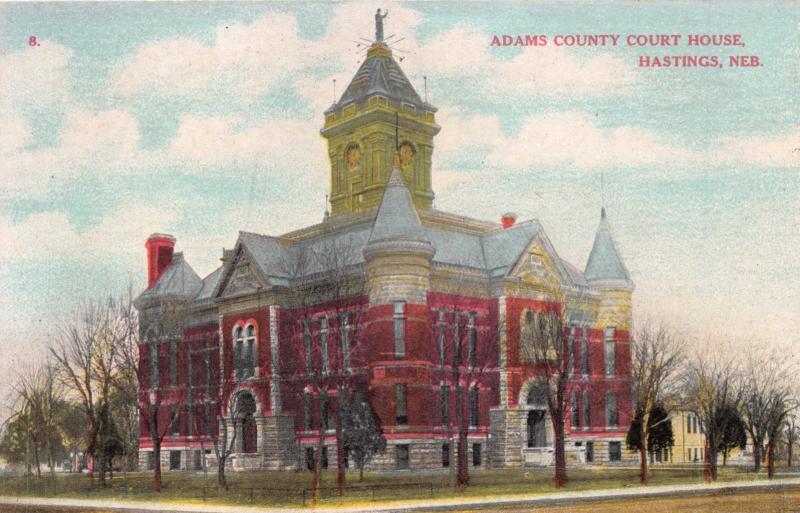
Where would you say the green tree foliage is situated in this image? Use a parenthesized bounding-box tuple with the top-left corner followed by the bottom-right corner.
(717, 403, 747, 465)
(626, 404, 674, 454)
(342, 392, 386, 481)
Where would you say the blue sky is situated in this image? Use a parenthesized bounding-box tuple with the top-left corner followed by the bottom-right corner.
(1, 1, 798, 408)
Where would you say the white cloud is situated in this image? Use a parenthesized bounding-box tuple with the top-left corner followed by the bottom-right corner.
(109, 13, 316, 100)
(0, 41, 73, 116)
(435, 107, 694, 172)
(711, 130, 800, 168)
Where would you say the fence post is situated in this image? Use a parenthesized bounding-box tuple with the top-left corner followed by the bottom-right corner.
(302, 488, 307, 506)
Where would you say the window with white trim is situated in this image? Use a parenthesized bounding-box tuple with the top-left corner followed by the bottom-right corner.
(393, 302, 405, 358)
(233, 327, 244, 380)
(303, 320, 312, 375)
(437, 310, 445, 367)
(467, 313, 477, 369)
(320, 317, 329, 375)
(604, 327, 615, 376)
(243, 325, 256, 378)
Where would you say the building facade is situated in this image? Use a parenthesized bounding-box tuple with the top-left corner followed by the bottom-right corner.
(135, 17, 635, 472)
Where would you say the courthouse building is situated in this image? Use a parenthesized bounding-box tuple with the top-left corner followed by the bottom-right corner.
(135, 16, 635, 472)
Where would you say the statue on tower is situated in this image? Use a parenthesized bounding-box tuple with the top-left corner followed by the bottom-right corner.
(375, 8, 388, 42)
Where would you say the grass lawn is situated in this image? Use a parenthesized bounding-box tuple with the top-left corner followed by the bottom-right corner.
(0, 465, 791, 508)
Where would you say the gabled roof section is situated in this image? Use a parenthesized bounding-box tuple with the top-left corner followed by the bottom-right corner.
(196, 266, 223, 301)
(584, 207, 632, 284)
(136, 252, 203, 303)
(480, 220, 541, 274)
(335, 44, 432, 112)
(368, 162, 429, 244)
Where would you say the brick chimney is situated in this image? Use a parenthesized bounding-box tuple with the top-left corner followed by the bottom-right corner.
(501, 212, 518, 229)
(145, 233, 176, 288)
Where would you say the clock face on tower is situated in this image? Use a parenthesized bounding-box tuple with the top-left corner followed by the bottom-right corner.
(399, 142, 415, 167)
(346, 145, 360, 170)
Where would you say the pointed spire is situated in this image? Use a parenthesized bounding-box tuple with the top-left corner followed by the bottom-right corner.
(585, 207, 632, 286)
(368, 157, 428, 244)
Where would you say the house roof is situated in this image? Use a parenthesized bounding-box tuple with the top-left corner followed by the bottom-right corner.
(584, 207, 632, 284)
(368, 161, 429, 244)
(135, 252, 203, 304)
(333, 44, 433, 112)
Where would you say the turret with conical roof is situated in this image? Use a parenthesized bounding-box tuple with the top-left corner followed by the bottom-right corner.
(321, 12, 439, 218)
(363, 156, 435, 305)
(585, 208, 634, 331)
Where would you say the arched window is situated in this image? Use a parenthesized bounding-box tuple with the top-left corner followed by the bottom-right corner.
(233, 327, 244, 380)
(244, 324, 256, 378)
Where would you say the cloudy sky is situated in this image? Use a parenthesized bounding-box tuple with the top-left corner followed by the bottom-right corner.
(1, 1, 798, 409)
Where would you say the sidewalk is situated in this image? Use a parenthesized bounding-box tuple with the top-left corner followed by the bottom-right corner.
(1, 477, 799, 513)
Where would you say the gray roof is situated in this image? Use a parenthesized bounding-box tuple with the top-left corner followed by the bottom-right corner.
(584, 208, 631, 283)
(136, 252, 203, 303)
(335, 45, 432, 111)
(479, 221, 541, 272)
(368, 163, 429, 244)
(196, 266, 223, 300)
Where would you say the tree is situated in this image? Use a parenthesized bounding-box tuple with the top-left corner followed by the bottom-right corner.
(682, 348, 740, 481)
(50, 298, 123, 486)
(112, 292, 180, 492)
(520, 308, 569, 488)
(281, 238, 368, 502)
(342, 392, 386, 481)
(626, 403, 674, 463)
(785, 411, 799, 469)
(96, 402, 123, 481)
(717, 403, 746, 466)
(740, 355, 793, 474)
(629, 321, 684, 483)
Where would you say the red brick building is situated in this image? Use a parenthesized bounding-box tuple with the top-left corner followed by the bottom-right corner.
(135, 19, 634, 472)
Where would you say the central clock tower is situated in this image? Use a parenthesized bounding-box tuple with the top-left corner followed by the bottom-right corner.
(320, 40, 440, 218)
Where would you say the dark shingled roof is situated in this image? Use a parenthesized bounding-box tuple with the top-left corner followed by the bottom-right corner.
(335, 44, 432, 111)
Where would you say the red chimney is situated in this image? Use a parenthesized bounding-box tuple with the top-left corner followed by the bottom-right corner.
(501, 212, 518, 229)
(145, 233, 176, 288)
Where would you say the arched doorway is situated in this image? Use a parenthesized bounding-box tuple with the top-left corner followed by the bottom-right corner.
(234, 392, 258, 454)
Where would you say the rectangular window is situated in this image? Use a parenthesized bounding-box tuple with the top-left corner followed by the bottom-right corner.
(570, 392, 579, 428)
(341, 313, 350, 372)
(605, 391, 618, 427)
(204, 402, 212, 436)
(437, 310, 446, 366)
(321, 447, 328, 469)
(581, 337, 589, 375)
(586, 441, 594, 463)
(454, 316, 462, 366)
(321, 393, 330, 431)
(147, 451, 155, 470)
(568, 327, 576, 377)
(169, 341, 177, 386)
(320, 317, 329, 375)
(306, 447, 315, 471)
(467, 314, 477, 369)
(149, 343, 159, 390)
(469, 386, 479, 427)
(472, 443, 482, 466)
(393, 302, 405, 357)
(395, 384, 408, 425)
(303, 320, 312, 375)
(609, 441, 622, 462)
(604, 327, 615, 376)
(303, 392, 312, 430)
(583, 390, 591, 427)
(396, 444, 410, 469)
(170, 404, 179, 436)
(441, 444, 450, 467)
(440, 385, 449, 425)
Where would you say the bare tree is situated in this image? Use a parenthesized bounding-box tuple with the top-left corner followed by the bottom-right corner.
(784, 409, 799, 469)
(50, 298, 123, 486)
(280, 237, 370, 503)
(113, 294, 180, 492)
(740, 354, 794, 474)
(520, 308, 570, 488)
(682, 346, 740, 481)
(629, 320, 685, 484)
